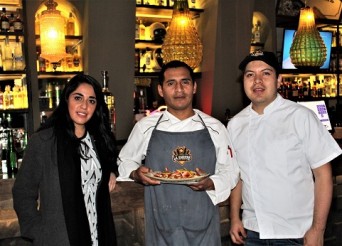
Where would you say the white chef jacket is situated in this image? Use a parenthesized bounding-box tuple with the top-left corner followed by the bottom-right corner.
(227, 94, 342, 239)
(117, 109, 240, 205)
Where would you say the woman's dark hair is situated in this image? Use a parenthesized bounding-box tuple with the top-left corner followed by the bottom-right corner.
(38, 74, 117, 156)
(158, 60, 195, 85)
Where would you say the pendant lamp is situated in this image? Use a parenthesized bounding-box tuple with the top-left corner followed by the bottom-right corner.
(290, 6, 327, 69)
(39, 0, 66, 69)
(162, 0, 203, 69)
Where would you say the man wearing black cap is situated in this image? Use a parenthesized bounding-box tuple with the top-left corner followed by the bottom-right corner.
(227, 50, 342, 245)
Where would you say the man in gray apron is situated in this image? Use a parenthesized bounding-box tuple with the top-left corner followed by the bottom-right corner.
(117, 60, 239, 245)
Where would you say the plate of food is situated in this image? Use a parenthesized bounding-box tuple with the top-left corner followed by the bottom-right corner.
(144, 168, 210, 184)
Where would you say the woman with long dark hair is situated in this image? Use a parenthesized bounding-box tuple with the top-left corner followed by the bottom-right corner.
(13, 74, 118, 246)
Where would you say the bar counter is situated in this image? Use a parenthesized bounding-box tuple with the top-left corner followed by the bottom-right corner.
(0, 178, 230, 246)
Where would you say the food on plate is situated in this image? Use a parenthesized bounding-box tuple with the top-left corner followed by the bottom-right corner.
(151, 167, 207, 180)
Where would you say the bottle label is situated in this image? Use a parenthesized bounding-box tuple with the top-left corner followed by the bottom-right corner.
(1, 21, 9, 30)
(13, 22, 23, 31)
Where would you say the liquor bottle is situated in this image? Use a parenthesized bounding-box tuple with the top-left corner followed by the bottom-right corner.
(22, 83, 28, 108)
(135, 49, 140, 72)
(1, 135, 8, 175)
(303, 81, 309, 99)
(9, 13, 15, 32)
(13, 9, 23, 33)
(55, 82, 61, 107)
(135, 18, 140, 40)
(13, 36, 25, 70)
(0, 48, 3, 72)
(66, 12, 75, 36)
(3, 85, 13, 109)
(72, 49, 81, 69)
(285, 79, 292, 100)
(6, 129, 17, 176)
(139, 20, 146, 40)
(291, 80, 299, 100)
(101, 71, 116, 133)
(3, 36, 13, 71)
(1, 8, 9, 32)
(253, 22, 261, 43)
(0, 89, 3, 109)
(316, 81, 323, 97)
(46, 82, 53, 109)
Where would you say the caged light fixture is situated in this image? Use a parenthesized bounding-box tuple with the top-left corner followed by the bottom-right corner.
(39, 0, 66, 70)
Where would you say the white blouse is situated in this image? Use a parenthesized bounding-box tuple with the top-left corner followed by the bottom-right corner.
(80, 132, 102, 246)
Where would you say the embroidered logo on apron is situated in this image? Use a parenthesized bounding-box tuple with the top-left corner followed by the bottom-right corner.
(172, 146, 192, 165)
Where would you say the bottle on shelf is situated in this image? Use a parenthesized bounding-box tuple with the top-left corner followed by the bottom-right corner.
(145, 48, 152, 72)
(297, 79, 303, 99)
(324, 77, 331, 97)
(3, 85, 13, 109)
(138, 88, 146, 110)
(253, 21, 261, 43)
(22, 82, 28, 109)
(66, 12, 75, 36)
(13, 36, 25, 70)
(0, 89, 3, 109)
(9, 13, 15, 32)
(13, 9, 23, 33)
(1, 130, 8, 176)
(55, 82, 61, 107)
(6, 129, 17, 177)
(46, 82, 53, 109)
(65, 47, 74, 71)
(135, 18, 140, 40)
(3, 36, 13, 71)
(291, 79, 299, 100)
(0, 47, 3, 72)
(101, 70, 116, 134)
(135, 49, 140, 72)
(1, 8, 9, 32)
(72, 49, 81, 70)
(12, 83, 21, 109)
(316, 80, 323, 97)
(330, 77, 337, 97)
(139, 20, 146, 40)
(155, 0, 165, 6)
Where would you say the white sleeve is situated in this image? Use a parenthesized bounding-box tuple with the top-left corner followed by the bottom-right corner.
(117, 122, 151, 181)
(206, 124, 240, 205)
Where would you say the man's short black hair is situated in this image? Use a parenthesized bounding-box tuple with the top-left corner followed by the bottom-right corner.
(158, 60, 195, 85)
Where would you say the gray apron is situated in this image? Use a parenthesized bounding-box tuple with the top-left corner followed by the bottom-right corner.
(144, 114, 221, 246)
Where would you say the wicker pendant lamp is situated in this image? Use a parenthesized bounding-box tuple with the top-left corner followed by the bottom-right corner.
(162, 0, 203, 69)
(290, 6, 327, 69)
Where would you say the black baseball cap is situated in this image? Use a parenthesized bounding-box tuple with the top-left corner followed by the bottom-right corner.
(238, 50, 280, 73)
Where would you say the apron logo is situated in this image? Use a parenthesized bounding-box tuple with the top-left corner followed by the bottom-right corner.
(172, 146, 192, 166)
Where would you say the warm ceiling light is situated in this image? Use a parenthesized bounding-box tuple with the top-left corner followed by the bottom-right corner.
(39, 0, 66, 69)
(290, 6, 327, 69)
(162, 0, 203, 69)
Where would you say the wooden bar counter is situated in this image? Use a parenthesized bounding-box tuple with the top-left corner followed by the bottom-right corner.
(0, 178, 230, 246)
